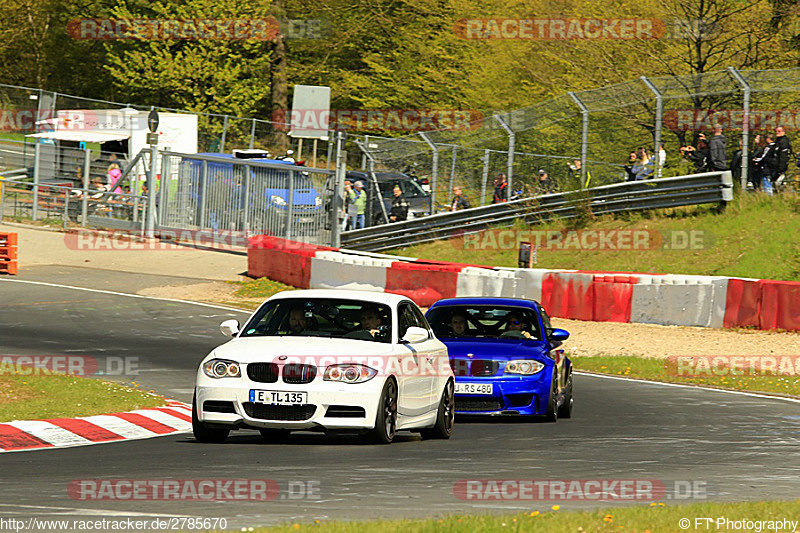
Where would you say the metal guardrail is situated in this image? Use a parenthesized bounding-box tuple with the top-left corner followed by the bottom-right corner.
(340, 171, 734, 252)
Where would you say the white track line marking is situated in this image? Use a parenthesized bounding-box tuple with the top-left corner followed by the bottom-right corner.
(0, 503, 190, 518)
(576, 371, 800, 405)
(0, 278, 250, 314)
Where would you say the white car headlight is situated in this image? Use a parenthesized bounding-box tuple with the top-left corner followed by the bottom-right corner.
(270, 195, 287, 206)
(324, 364, 377, 384)
(504, 360, 545, 375)
(203, 359, 241, 379)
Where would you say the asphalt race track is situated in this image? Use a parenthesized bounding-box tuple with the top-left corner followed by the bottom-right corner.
(2, 266, 800, 528)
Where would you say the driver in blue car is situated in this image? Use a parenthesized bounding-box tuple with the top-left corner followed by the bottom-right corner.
(503, 312, 533, 339)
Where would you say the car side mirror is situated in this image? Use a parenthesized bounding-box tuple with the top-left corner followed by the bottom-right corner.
(219, 319, 240, 338)
(401, 326, 429, 344)
(548, 328, 570, 342)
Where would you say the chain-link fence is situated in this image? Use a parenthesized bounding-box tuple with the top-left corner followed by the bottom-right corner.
(355, 66, 800, 210)
(3, 67, 800, 244)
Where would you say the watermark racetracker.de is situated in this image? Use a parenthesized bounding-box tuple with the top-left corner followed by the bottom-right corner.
(665, 356, 800, 377)
(453, 479, 708, 501)
(68, 18, 329, 40)
(665, 109, 800, 131)
(0, 355, 139, 377)
(67, 479, 321, 501)
(451, 229, 712, 251)
(271, 108, 484, 133)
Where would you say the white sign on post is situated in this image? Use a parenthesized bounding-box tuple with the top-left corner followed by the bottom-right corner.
(289, 85, 331, 140)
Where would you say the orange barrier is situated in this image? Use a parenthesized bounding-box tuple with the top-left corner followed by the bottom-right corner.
(0, 232, 18, 275)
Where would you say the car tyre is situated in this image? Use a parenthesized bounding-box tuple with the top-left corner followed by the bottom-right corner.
(557, 371, 573, 419)
(259, 429, 291, 443)
(192, 393, 230, 443)
(369, 379, 397, 444)
(544, 373, 558, 423)
(421, 379, 454, 440)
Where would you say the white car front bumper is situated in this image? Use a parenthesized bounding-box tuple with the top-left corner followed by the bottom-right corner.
(195, 371, 385, 431)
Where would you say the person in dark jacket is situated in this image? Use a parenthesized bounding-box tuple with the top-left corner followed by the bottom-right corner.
(749, 134, 766, 191)
(755, 134, 778, 193)
(774, 125, 792, 186)
(492, 174, 508, 203)
(451, 186, 471, 211)
(708, 125, 727, 171)
(388, 185, 410, 222)
(623, 152, 638, 181)
(730, 138, 743, 183)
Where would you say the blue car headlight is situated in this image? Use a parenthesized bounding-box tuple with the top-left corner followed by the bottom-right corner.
(504, 360, 545, 375)
(270, 195, 287, 206)
(203, 359, 241, 379)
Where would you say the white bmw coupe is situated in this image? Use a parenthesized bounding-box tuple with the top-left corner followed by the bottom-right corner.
(193, 290, 455, 444)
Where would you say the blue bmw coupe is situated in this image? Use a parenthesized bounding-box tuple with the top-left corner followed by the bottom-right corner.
(426, 297, 572, 421)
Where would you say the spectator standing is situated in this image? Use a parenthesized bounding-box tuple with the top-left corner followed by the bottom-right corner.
(631, 147, 654, 180)
(348, 180, 367, 229)
(107, 163, 122, 193)
(755, 134, 777, 194)
(730, 138, 743, 183)
(536, 169, 553, 193)
(749, 134, 766, 191)
(342, 179, 353, 231)
(774, 125, 792, 187)
(389, 184, 409, 222)
(492, 173, 508, 203)
(568, 159, 592, 187)
(708, 125, 728, 171)
(451, 186, 471, 211)
(623, 151, 638, 181)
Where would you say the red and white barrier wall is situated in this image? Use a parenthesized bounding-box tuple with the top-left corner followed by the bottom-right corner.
(248, 235, 800, 332)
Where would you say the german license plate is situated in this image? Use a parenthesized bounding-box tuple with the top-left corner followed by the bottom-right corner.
(250, 390, 308, 405)
(454, 383, 493, 395)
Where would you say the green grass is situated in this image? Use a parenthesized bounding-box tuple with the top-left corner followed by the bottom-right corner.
(0, 364, 165, 421)
(246, 500, 800, 532)
(396, 194, 800, 281)
(232, 277, 294, 300)
(572, 355, 800, 397)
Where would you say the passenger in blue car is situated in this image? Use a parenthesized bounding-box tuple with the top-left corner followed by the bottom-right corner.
(502, 312, 533, 339)
(449, 313, 469, 337)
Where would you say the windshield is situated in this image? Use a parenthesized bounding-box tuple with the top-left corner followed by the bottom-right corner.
(378, 179, 428, 199)
(240, 298, 393, 343)
(427, 305, 542, 340)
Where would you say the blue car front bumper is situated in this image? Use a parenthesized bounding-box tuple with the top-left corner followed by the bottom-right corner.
(454, 373, 550, 416)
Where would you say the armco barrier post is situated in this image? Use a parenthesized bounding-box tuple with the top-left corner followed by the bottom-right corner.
(0, 232, 18, 275)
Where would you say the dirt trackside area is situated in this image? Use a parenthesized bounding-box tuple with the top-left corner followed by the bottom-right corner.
(552, 317, 800, 359)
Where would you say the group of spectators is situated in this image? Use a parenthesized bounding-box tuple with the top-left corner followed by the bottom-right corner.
(677, 124, 793, 193)
(623, 145, 666, 181)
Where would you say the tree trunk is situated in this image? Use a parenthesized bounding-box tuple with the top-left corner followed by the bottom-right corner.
(270, 0, 289, 152)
